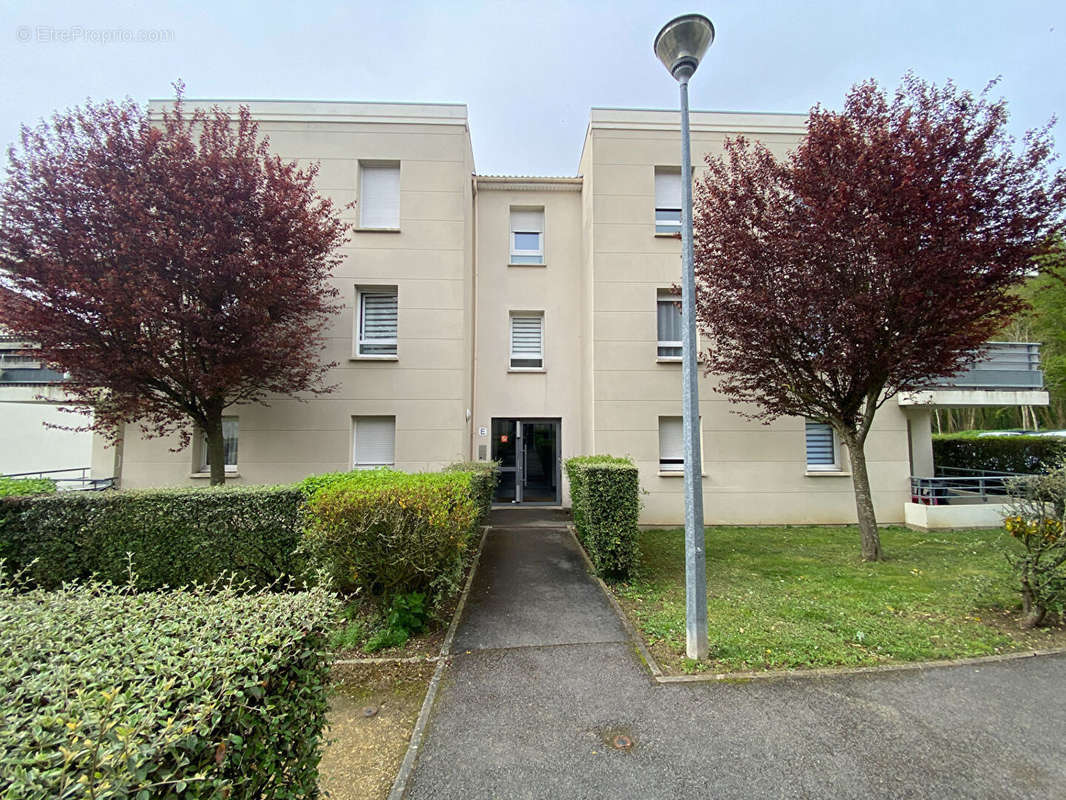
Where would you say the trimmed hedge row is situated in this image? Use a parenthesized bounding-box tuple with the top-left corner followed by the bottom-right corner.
(565, 455, 641, 581)
(301, 468, 480, 603)
(933, 434, 1066, 474)
(443, 460, 500, 523)
(0, 485, 305, 591)
(0, 578, 337, 799)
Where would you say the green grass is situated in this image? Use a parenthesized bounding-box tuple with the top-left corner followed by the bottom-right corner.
(613, 525, 1047, 673)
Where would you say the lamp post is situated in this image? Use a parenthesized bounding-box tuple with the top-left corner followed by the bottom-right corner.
(654, 13, 714, 660)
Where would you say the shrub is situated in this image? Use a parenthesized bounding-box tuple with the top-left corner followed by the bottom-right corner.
(0, 476, 56, 497)
(1003, 469, 1066, 627)
(0, 485, 304, 590)
(0, 576, 337, 799)
(443, 460, 499, 523)
(301, 469, 478, 603)
(565, 455, 641, 581)
(933, 433, 1066, 474)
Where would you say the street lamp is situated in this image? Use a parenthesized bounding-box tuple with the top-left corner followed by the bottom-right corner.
(654, 13, 714, 660)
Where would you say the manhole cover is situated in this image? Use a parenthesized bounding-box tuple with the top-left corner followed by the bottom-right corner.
(362, 706, 378, 718)
(612, 735, 632, 750)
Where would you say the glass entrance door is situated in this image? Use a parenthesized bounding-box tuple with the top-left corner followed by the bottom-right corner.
(490, 418, 559, 504)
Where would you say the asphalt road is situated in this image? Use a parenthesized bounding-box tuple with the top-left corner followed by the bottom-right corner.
(404, 518, 1066, 800)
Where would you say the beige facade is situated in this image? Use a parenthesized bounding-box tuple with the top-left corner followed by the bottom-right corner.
(96, 99, 1034, 525)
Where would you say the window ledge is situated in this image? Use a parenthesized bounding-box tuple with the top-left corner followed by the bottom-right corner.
(654, 232, 681, 239)
(658, 470, 708, 478)
(508, 262, 547, 268)
(805, 470, 851, 478)
(354, 226, 401, 233)
(508, 367, 546, 373)
(190, 471, 240, 479)
(349, 355, 399, 362)
(656, 357, 683, 364)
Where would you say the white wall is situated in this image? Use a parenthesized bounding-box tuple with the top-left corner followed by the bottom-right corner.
(0, 401, 94, 475)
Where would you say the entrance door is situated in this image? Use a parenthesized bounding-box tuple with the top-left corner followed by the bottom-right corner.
(490, 418, 560, 504)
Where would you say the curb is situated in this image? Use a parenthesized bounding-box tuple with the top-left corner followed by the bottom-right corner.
(386, 524, 490, 800)
(565, 524, 1066, 685)
(655, 645, 1066, 684)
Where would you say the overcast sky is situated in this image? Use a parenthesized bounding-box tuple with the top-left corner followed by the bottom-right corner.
(2, 0, 1065, 176)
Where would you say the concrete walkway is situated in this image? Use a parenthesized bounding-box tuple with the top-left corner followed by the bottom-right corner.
(405, 510, 1066, 799)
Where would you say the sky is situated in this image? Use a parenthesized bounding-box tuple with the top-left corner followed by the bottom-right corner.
(1, 0, 1065, 176)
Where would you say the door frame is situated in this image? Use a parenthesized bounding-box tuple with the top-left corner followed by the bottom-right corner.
(490, 417, 561, 505)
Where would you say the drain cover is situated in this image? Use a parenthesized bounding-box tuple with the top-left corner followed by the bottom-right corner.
(362, 706, 378, 718)
(612, 735, 632, 750)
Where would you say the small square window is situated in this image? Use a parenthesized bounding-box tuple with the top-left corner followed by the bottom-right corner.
(510, 313, 544, 369)
(805, 420, 838, 471)
(510, 208, 544, 265)
(356, 286, 398, 357)
(658, 416, 684, 472)
(353, 416, 396, 468)
(201, 417, 238, 472)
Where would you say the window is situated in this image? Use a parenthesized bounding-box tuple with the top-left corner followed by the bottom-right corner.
(354, 416, 395, 468)
(510, 313, 543, 369)
(359, 162, 400, 229)
(658, 416, 684, 472)
(357, 287, 398, 356)
(655, 168, 682, 234)
(657, 289, 682, 359)
(201, 417, 238, 473)
(805, 420, 838, 471)
(510, 208, 544, 264)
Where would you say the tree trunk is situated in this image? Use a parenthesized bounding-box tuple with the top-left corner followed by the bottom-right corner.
(1020, 584, 1046, 629)
(203, 405, 227, 486)
(845, 436, 883, 561)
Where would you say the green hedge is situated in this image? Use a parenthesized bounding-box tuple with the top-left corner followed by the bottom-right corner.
(0, 476, 56, 497)
(301, 469, 479, 603)
(0, 577, 336, 799)
(565, 455, 641, 581)
(443, 460, 499, 523)
(933, 434, 1066, 474)
(0, 485, 305, 590)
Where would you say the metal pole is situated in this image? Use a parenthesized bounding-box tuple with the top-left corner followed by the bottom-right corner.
(678, 74, 708, 660)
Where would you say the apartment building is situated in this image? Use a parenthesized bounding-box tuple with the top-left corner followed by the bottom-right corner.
(89, 100, 1048, 526)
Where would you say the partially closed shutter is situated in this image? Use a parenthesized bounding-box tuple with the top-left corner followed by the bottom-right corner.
(805, 421, 836, 469)
(510, 315, 543, 368)
(659, 417, 683, 471)
(360, 164, 400, 228)
(355, 416, 395, 467)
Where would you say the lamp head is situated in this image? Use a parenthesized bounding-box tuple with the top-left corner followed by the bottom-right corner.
(654, 13, 714, 81)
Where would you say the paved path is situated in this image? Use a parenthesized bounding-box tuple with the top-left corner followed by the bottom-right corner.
(405, 511, 1066, 799)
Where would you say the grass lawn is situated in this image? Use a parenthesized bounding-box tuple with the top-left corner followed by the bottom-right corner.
(612, 525, 1066, 674)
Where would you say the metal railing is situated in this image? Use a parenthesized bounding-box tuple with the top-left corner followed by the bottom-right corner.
(910, 466, 1030, 505)
(932, 341, 1043, 390)
(2, 466, 115, 491)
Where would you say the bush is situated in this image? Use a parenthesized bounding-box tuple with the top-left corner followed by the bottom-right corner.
(301, 469, 478, 603)
(0, 476, 56, 497)
(933, 433, 1066, 474)
(1003, 469, 1066, 627)
(0, 485, 305, 590)
(565, 455, 641, 581)
(0, 576, 337, 799)
(443, 460, 499, 523)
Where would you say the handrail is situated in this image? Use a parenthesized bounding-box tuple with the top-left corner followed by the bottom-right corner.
(2, 466, 115, 491)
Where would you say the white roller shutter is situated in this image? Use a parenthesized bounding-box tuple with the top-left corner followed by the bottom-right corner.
(354, 416, 395, 467)
(359, 290, 397, 355)
(659, 416, 683, 471)
(360, 164, 400, 228)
